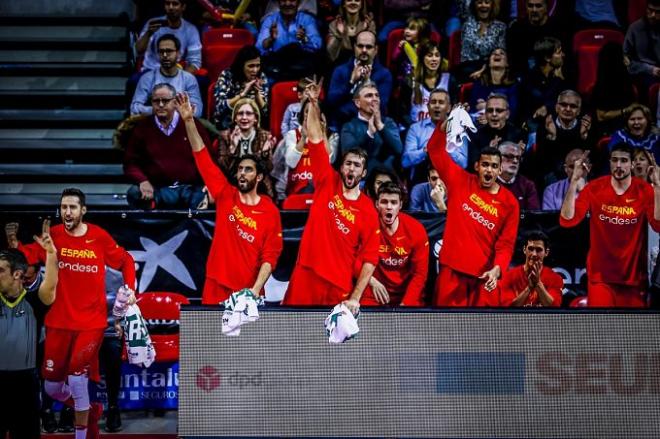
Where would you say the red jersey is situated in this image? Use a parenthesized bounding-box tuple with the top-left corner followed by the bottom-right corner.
(499, 265, 563, 307)
(362, 213, 429, 306)
(286, 129, 315, 195)
(427, 126, 520, 277)
(19, 224, 136, 330)
(193, 146, 283, 292)
(287, 139, 380, 295)
(560, 176, 660, 286)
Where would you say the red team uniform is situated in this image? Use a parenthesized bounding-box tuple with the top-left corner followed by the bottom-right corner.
(560, 176, 660, 307)
(193, 146, 283, 304)
(427, 127, 520, 307)
(286, 129, 315, 196)
(361, 213, 429, 306)
(499, 266, 563, 307)
(19, 224, 136, 381)
(283, 140, 380, 306)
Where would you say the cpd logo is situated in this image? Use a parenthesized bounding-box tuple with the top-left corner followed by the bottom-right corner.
(196, 367, 263, 392)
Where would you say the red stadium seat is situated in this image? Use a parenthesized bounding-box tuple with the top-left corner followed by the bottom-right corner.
(136, 292, 190, 362)
(202, 27, 254, 47)
(385, 28, 442, 69)
(448, 30, 462, 69)
(281, 193, 313, 210)
(203, 43, 245, 85)
(458, 82, 473, 104)
(569, 295, 588, 308)
(597, 136, 611, 153)
(649, 82, 659, 118)
(269, 81, 324, 140)
(628, 0, 647, 24)
(572, 29, 625, 96)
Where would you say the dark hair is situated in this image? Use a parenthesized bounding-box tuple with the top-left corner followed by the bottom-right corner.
(525, 231, 550, 250)
(61, 188, 86, 207)
(591, 42, 635, 111)
(376, 181, 404, 201)
(478, 146, 502, 162)
(341, 147, 369, 169)
(533, 36, 561, 66)
(413, 41, 446, 105)
(610, 143, 634, 160)
(481, 47, 515, 87)
(0, 249, 28, 275)
(229, 45, 261, 83)
(156, 33, 181, 51)
(469, 0, 499, 21)
(338, 0, 370, 24)
(364, 166, 400, 199)
(234, 154, 266, 176)
(624, 103, 654, 137)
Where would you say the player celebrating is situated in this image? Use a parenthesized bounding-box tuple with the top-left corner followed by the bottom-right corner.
(560, 145, 660, 307)
(499, 231, 563, 307)
(427, 116, 520, 307)
(361, 181, 429, 307)
(176, 92, 283, 304)
(282, 79, 380, 314)
(7, 189, 136, 439)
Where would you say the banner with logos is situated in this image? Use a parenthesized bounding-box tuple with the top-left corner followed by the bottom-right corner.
(0, 210, 592, 304)
(178, 308, 660, 438)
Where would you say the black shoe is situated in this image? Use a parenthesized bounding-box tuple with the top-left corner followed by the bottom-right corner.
(41, 408, 58, 433)
(153, 408, 166, 417)
(104, 405, 123, 433)
(57, 406, 75, 433)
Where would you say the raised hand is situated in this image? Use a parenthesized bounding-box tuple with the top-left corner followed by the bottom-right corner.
(570, 150, 590, 184)
(229, 126, 242, 154)
(174, 92, 194, 122)
(579, 114, 592, 140)
(139, 180, 155, 201)
(335, 16, 345, 34)
(33, 219, 56, 254)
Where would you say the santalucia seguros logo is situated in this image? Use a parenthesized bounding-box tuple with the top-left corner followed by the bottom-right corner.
(196, 366, 263, 392)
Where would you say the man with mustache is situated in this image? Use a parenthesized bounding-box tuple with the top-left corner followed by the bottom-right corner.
(427, 115, 520, 307)
(499, 231, 563, 307)
(561, 144, 660, 307)
(282, 80, 379, 314)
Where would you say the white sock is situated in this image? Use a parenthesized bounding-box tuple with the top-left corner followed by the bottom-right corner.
(75, 426, 87, 439)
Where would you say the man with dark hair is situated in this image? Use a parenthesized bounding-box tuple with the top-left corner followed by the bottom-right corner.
(6, 189, 136, 439)
(561, 145, 660, 307)
(409, 164, 447, 213)
(360, 182, 429, 307)
(624, 0, 660, 94)
(0, 223, 57, 439)
(340, 80, 402, 172)
(428, 122, 520, 307)
(125, 82, 213, 209)
(177, 92, 283, 304)
(283, 80, 379, 314)
(131, 33, 202, 117)
(499, 231, 563, 307)
(135, 0, 202, 73)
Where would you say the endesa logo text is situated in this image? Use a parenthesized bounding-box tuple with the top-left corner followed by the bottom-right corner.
(535, 352, 660, 395)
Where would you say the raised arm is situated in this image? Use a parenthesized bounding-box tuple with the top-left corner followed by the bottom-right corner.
(560, 151, 591, 226)
(426, 121, 463, 189)
(34, 219, 57, 306)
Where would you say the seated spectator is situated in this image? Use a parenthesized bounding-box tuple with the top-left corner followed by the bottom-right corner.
(608, 104, 659, 161)
(633, 148, 655, 182)
(218, 98, 277, 179)
(591, 43, 637, 136)
(624, 0, 660, 97)
(280, 77, 312, 136)
(364, 167, 401, 200)
(256, 0, 322, 81)
(340, 81, 402, 172)
(409, 165, 447, 213)
(497, 141, 540, 210)
(326, 0, 376, 65)
(534, 90, 594, 185)
(542, 148, 590, 211)
(130, 34, 202, 117)
(457, 0, 507, 79)
(135, 0, 202, 73)
(469, 93, 526, 165)
(403, 88, 463, 184)
(499, 231, 563, 307)
(124, 84, 213, 209)
(212, 45, 269, 131)
(574, 0, 621, 29)
(399, 41, 453, 126)
(521, 37, 571, 122)
(469, 47, 520, 123)
(391, 16, 432, 83)
(271, 99, 339, 202)
(327, 30, 393, 130)
(506, 0, 566, 76)
(361, 181, 430, 307)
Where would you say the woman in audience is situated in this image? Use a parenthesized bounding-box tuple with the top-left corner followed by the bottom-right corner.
(326, 0, 375, 65)
(458, 0, 506, 80)
(607, 104, 659, 161)
(591, 42, 637, 136)
(212, 45, 269, 130)
(218, 98, 277, 180)
(469, 47, 520, 123)
(400, 41, 453, 126)
(632, 149, 654, 182)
